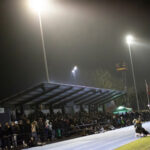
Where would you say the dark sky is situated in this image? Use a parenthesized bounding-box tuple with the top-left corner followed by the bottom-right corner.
(1, 0, 150, 100)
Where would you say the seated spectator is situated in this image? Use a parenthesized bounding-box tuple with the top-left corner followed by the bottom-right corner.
(134, 119, 150, 136)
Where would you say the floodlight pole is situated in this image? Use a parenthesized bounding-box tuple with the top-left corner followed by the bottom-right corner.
(128, 43, 139, 112)
(38, 11, 50, 82)
(145, 80, 150, 108)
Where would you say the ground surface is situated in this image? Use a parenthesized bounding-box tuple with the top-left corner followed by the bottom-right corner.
(27, 122, 150, 150)
(116, 136, 150, 150)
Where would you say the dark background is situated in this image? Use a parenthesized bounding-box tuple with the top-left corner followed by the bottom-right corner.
(1, 0, 150, 100)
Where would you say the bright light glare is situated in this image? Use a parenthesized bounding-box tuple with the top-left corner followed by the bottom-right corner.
(74, 66, 78, 71)
(72, 66, 78, 74)
(126, 35, 134, 44)
(29, 0, 49, 12)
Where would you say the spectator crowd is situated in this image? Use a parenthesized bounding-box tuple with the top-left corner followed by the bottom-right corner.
(0, 110, 150, 150)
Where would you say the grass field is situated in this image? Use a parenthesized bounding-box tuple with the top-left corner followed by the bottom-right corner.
(115, 137, 150, 150)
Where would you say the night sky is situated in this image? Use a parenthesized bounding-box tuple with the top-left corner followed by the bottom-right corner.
(1, 0, 150, 100)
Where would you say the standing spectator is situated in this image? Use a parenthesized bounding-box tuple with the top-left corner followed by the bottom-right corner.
(45, 120, 52, 141)
(38, 118, 45, 143)
(0, 123, 3, 149)
(11, 121, 19, 148)
(18, 120, 26, 146)
(31, 121, 38, 143)
(51, 121, 56, 141)
(120, 117, 125, 127)
(3, 122, 12, 149)
(24, 120, 31, 146)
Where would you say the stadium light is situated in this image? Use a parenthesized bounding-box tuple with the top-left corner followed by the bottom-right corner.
(29, 0, 49, 12)
(126, 34, 139, 111)
(74, 66, 78, 71)
(72, 70, 75, 74)
(72, 66, 78, 84)
(72, 66, 78, 74)
(126, 35, 133, 45)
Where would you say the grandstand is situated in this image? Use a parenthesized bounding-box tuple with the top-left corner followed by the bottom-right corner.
(0, 82, 125, 114)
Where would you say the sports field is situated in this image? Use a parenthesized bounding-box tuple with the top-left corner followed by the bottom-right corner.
(116, 136, 150, 150)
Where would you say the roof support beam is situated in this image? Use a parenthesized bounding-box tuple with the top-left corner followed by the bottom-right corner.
(48, 88, 84, 105)
(78, 91, 110, 105)
(66, 90, 93, 104)
(98, 93, 125, 105)
(93, 92, 122, 105)
(30, 87, 73, 105)
(76, 93, 102, 105)
(0, 83, 44, 105)
(54, 89, 90, 106)
(73, 91, 95, 103)
(86, 91, 114, 105)
(17, 85, 60, 105)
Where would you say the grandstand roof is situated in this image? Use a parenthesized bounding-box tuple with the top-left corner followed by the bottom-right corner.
(0, 82, 125, 107)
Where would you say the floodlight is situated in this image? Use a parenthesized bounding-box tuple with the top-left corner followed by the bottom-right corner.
(126, 35, 134, 44)
(29, 0, 48, 12)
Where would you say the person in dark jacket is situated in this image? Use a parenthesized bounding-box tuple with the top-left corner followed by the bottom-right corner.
(18, 120, 25, 146)
(0, 123, 3, 149)
(38, 118, 45, 143)
(24, 120, 31, 145)
(11, 121, 19, 147)
(3, 122, 12, 149)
